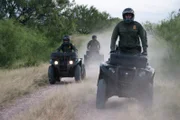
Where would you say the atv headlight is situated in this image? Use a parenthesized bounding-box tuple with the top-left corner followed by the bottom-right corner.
(54, 61, 58, 65)
(69, 60, 74, 65)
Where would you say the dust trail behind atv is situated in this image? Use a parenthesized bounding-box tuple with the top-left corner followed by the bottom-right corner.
(75, 32, 180, 120)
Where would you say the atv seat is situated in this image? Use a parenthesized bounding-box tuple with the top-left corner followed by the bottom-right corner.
(109, 53, 147, 68)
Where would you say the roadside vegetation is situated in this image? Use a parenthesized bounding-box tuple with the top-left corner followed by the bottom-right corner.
(144, 10, 180, 76)
(0, 0, 120, 68)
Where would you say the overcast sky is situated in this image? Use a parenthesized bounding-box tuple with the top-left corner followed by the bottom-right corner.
(74, 0, 180, 23)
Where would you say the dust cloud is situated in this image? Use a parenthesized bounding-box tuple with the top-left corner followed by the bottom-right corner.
(74, 28, 180, 120)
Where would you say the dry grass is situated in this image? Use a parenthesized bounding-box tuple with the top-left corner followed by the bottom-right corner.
(12, 80, 96, 120)
(0, 64, 48, 107)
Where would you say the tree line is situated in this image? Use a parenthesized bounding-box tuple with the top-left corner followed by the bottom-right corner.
(0, 0, 120, 68)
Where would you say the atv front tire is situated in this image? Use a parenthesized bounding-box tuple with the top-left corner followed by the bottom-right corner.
(96, 79, 107, 109)
(48, 65, 56, 84)
(75, 65, 81, 81)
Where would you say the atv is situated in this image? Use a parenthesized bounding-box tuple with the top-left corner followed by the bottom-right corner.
(96, 51, 155, 109)
(48, 51, 86, 84)
(84, 49, 104, 68)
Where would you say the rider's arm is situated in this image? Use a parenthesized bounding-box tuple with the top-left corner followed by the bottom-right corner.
(87, 41, 91, 49)
(138, 24, 148, 52)
(71, 44, 78, 52)
(57, 44, 63, 52)
(111, 24, 119, 51)
(97, 41, 100, 49)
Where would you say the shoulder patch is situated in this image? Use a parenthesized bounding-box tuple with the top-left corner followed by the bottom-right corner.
(133, 25, 136, 30)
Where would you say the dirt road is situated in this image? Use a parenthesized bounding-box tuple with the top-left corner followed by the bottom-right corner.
(0, 67, 180, 120)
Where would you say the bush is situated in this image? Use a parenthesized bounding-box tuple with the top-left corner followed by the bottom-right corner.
(0, 19, 50, 68)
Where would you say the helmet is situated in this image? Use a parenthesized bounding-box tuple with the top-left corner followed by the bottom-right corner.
(63, 35, 70, 43)
(92, 35, 97, 40)
(122, 8, 134, 23)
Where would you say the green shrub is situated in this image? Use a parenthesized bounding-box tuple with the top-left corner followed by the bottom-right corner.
(0, 19, 50, 68)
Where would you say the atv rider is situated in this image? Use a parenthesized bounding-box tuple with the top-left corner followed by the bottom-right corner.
(87, 35, 100, 52)
(57, 35, 78, 53)
(110, 8, 148, 55)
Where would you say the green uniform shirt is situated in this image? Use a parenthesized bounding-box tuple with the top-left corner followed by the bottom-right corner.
(57, 43, 77, 53)
(110, 21, 148, 51)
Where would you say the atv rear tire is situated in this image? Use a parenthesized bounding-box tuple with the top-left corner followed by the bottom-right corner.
(75, 65, 81, 81)
(96, 79, 107, 109)
(48, 65, 56, 84)
(84, 55, 88, 66)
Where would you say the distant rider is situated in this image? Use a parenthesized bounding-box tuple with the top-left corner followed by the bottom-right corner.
(57, 35, 78, 53)
(87, 35, 100, 52)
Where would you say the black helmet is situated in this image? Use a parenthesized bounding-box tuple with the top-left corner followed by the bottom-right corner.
(122, 8, 135, 23)
(63, 35, 70, 43)
(92, 35, 97, 39)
